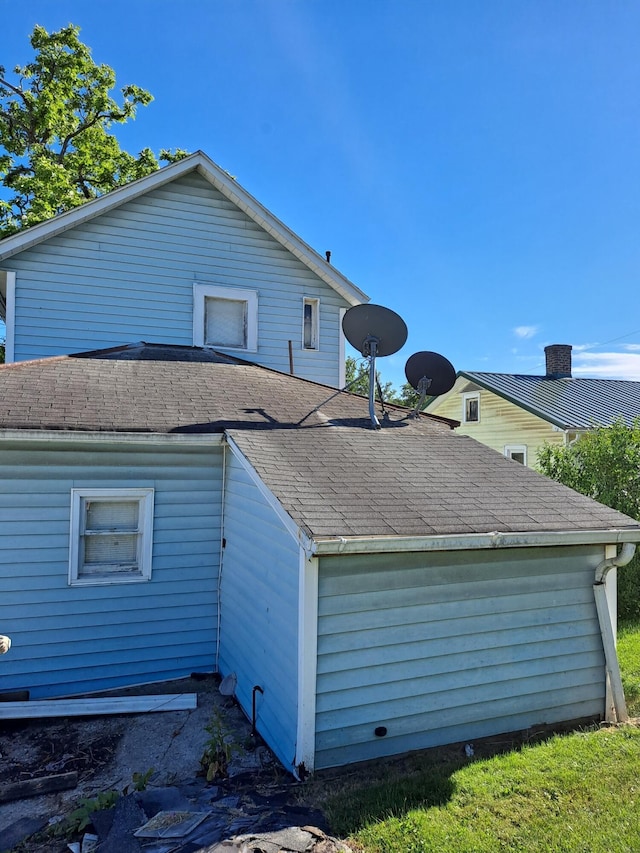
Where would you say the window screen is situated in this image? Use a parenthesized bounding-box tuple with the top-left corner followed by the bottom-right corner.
(81, 499, 140, 575)
(205, 297, 247, 348)
(69, 489, 154, 585)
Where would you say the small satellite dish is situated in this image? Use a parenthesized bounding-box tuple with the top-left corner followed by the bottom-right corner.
(405, 351, 456, 417)
(342, 304, 408, 358)
(342, 304, 408, 429)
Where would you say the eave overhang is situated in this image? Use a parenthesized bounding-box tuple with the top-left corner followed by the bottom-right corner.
(0, 429, 224, 448)
(312, 528, 640, 556)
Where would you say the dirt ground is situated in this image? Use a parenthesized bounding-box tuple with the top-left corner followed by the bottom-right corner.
(1, 679, 629, 853)
(0, 675, 249, 838)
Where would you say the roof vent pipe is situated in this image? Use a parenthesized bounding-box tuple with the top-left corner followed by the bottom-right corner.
(545, 344, 572, 379)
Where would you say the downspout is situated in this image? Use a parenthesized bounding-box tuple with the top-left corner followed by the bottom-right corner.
(593, 542, 635, 723)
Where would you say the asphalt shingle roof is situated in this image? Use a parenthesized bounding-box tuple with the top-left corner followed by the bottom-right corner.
(1, 342, 638, 540)
(462, 371, 640, 430)
(0, 343, 451, 435)
(228, 427, 639, 538)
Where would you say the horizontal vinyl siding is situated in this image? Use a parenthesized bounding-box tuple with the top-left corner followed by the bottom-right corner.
(218, 451, 299, 771)
(0, 445, 221, 698)
(428, 381, 565, 466)
(315, 546, 605, 768)
(4, 173, 349, 385)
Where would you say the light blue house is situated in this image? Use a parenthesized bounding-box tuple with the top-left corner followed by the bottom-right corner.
(1, 153, 639, 774)
(0, 150, 365, 385)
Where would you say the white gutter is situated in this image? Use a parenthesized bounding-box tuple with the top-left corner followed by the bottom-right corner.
(593, 542, 636, 723)
(0, 429, 224, 447)
(313, 528, 640, 556)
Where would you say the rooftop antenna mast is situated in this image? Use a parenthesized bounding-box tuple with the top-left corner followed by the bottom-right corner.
(342, 304, 408, 429)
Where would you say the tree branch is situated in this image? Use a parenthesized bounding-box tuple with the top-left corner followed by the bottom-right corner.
(58, 111, 120, 159)
(0, 75, 29, 105)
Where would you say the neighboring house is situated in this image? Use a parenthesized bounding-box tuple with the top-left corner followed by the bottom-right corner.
(425, 344, 640, 468)
(1, 156, 640, 775)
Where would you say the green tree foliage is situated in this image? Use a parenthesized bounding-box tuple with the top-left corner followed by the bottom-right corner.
(0, 24, 188, 237)
(538, 418, 640, 619)
(345, 354, 399, 401)
(344, 355, 420, 408)
(344, 355, 371, 396)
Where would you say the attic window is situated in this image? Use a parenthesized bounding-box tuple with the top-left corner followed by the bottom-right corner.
(505, 445, 527, 465)
(463, 392, 480, 423)
(193, 283, 258, 351)
(69, 488, 154, 586)
(303, 298, 319, 350)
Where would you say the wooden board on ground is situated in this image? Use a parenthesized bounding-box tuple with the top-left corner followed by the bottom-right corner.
(0, 771, 78, 804)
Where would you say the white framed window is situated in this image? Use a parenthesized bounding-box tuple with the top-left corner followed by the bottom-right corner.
(302, 297, 319, 350)
(462, 392, 480, 423)
(193, 283, 258, 351)
(505, 445, 527, 465)
(69, 488, 154, 586)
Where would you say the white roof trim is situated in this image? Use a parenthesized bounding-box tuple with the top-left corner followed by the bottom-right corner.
(0, 150, 368, 307)
(313, 528, 640, 555)
(0, 429, 223, 447)
(224, 432, 315, 557)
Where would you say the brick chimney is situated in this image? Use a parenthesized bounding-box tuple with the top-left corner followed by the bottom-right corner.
(545, 344, 572, 379)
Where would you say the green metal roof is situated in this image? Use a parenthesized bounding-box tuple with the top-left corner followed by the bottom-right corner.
(462, 371, 640, 430)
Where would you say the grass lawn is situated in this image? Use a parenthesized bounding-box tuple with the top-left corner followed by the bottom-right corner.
(306, 620, 640, 853)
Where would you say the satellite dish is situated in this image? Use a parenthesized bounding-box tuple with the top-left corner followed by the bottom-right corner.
(404, 351, 456, 417)
(342, 304, 408, 358)
(342, 304, 408, 429)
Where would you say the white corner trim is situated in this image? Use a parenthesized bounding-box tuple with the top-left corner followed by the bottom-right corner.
(338, 307, 346, 389)
(296, 552, 318, 774)
(4, 271, 15, 363)
(224, 433, 314, 556)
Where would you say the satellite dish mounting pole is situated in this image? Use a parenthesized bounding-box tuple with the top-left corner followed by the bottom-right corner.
(405, 351, 456, 417)
(411, 375, 432, 418)
(342, 304, 408, 430)
(364, 335, 381, 429)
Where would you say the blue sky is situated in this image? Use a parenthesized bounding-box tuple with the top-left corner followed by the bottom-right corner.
(2, 0, 639, 390)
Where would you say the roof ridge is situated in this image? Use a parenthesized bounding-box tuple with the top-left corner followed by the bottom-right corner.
(464, 370, 640, 384)
(0, 151, 368, 306)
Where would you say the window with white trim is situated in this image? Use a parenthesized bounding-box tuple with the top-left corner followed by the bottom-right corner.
(462, 392, 480, 423)
(193, 283, 258, 351)
(302, 297, 319, 350)
(504, 445, 527, 465)
(69, 488, 154, 586)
